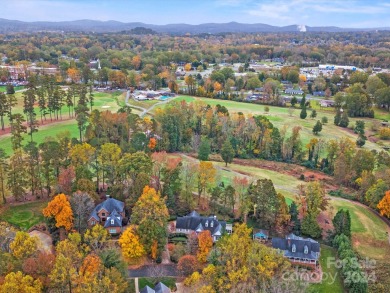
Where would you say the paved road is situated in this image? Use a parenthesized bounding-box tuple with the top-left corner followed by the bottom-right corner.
(128, 264, 179, 278)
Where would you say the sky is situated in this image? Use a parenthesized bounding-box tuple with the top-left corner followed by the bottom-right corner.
(1, 0, 390, 28)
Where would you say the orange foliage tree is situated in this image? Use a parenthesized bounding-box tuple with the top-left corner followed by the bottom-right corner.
(378, 191, 390, 218)
(79, 254, 102, 276)
(197, 230, 213, 263)
(148, 137, 157, 150)
(42, 193, 74, 231)
(178, 255, 198, 276)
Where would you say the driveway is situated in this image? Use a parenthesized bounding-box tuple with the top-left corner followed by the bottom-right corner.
(128, 264, 179, 278)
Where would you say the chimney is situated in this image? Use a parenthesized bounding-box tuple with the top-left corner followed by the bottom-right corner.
(106, 194, 110, 199)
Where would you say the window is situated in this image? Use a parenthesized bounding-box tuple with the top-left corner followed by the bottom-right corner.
(304, 245, 309, 254)
(210, 221, 214, 227)
(111, 219, 114, 225)
(91, 221, 95, 225)
(102, 213, 105, 216)
(109, 229, 116, 234)
(292, 244, 296, 253)
(205, 221, 208, 227)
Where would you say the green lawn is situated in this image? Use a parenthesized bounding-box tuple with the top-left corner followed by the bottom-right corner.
(0, 201, 48, 230)
(309, 245, 345, 293)
(0, 91, 122, 155)
(0, 85, 25, 92)
(330, 198, 390, 261)
(138, 277, 176, 291)
(0, 119, 79, 155)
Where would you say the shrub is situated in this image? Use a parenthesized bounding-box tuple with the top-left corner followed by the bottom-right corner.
(299, 174, 305, 180)
(321, 116, 328, 124)
(379, 127, 390, 140)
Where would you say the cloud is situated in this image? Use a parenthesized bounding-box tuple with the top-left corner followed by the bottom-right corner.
(245, 0, 390, 26)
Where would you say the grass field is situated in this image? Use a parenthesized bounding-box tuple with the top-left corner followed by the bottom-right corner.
(164, 96, 384, 151)
(309, 245, 345, 293)
(0, 91, 122, 155)
(0, 201, 48, 230)
(331, 198, 390, 261)
(0, 119, 79, 155)
(0, 85, 25, 92)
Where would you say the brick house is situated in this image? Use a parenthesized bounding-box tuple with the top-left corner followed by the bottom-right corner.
(88, 196, 125, 235)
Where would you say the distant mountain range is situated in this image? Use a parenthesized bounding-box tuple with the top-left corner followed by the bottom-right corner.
(0, 18, 388, 34)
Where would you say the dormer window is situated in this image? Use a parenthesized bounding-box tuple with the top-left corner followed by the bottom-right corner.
(304, 245, 308, 254)
(292, 244, 296, 253)
(210, 221, 214, 228)
(205, 220, 208, 227)
(111, 219, 114, 225)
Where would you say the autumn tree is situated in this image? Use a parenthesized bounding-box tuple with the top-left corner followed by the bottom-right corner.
(10, 231, 39, 260)
(84, 224, 110, 252)
(186, 223, 290, 292)
(378, 191, 390, 218)
(197, 230, 213, 263)
(0, 271, 42, 293)
(43, 193, 74, 231)
(178, 255, 198, 276)
(196, 161, 216, 205)
(118, 225, 146, 264)
(131, 186, 169, 256)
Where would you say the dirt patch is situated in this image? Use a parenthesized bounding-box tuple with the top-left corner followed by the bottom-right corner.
(29, 230, 53, 253)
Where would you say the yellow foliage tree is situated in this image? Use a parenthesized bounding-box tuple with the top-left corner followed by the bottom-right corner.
(213, 81, 222, 93)
(197, 161, 216, 203)
(197, 230, 213, 263)
(118, 225, 146, 263)
(43, 193, 74, 231)
(132, 55, 141, 70)
(184, 63, 192, 71)
(84, 224, 110, 251)
(69, 143, 96, 168)
(0, 271, 42, 293)
(10, 231, 39, 260)
(378, 191, 390, 218)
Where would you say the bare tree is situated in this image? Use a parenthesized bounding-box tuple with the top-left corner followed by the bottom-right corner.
(70, 191, 95, 233)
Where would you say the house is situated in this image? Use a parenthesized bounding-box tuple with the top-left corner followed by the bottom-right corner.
(253, 229, 269, 241)
(313, 91, 325, 97)
(140, 282, 171, 293)
(272, 233, 320, 266)
(175, 211, 232, 242)
(88, 195, 125, 235)
(285, 88, 304, 95)
(319, 100, 335, 107)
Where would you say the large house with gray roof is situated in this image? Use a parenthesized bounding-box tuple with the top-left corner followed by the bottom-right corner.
(272, 233, 320, 266)
(88, 196, 125, 235)
(175, 211, 232, 242)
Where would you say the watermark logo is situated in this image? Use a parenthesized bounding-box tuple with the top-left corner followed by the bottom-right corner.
(281, 257, 377, 285)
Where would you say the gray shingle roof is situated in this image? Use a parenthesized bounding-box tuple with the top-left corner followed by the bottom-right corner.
(104, 210, 123, 228)
(155, 282, 171, 293)
(176, 211, 226, 236)
(272, 233, 320, 261)
(89, 197, 124, 222)
(140, 285, 155, 293)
